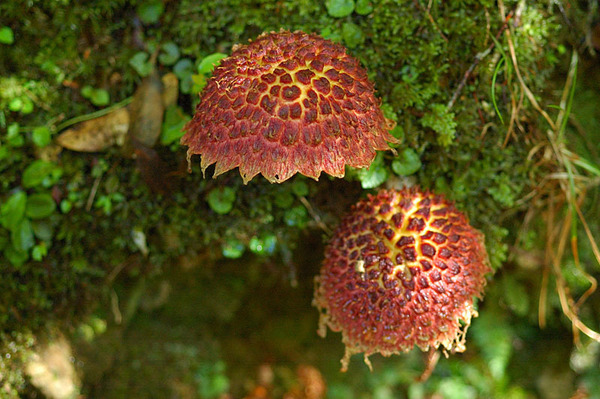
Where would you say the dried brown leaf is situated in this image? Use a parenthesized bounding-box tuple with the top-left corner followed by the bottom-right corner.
(128, 70, 164, 149)
(55, 107, 129, 152)
(161, 72, 179, 108)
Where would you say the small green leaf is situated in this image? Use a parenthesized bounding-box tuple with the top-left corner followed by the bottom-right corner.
(342, 22, 364, 48)
(60, 199, 72, 213)
(129, 52, 153, 77)
(21, 97, 34, 114)
(81, 85, 94, 98)
(160, 105, 190, 145)
(0, 190, 26, 230)
(158, 42, 180, 65)
(284, 206, 308, 227)
(137, 1, 164, 24)
(7, 122, 19, 138)
(292, 180, 309, 197)
(222, 239, 245, 259)
(26, 193, 57, 219)
(174, 58, 194, 78)
(81, 86, 109, 106)
(355, 0, 373, 15)
(95, 196, 113, 215)
(391, 148, 422, 176)
(90, 88, 109, 106)
(320, 26, 343, 43)
(174, 58, 194, 93)
(0, 26, 14, 45)
(4, 246, 29, 266)
(197, 53, 228, 75)
(206, 187, 236, 215)
(8, 97, 23, 111)
(359, 166, 387, 189)
(31, 220, 54, 241)
(11, 218, 35, 252)
(389, 125, 405, 143)
(274, 190, 294, 208)
(32, 126, 52, 148)
(325, 0, 355, 17)
(249, 235, 277, 255)
(22, 160, 59, 188)
(191, 73, 207, 93)
(7, 122, 24, 147)
(357, 153, 387, 189)
(32, 243, 48, 261)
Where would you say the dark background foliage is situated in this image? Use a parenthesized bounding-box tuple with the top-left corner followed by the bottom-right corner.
(1, 0, 599, 398)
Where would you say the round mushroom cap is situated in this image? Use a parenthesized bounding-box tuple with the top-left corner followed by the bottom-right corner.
(181, 30, 398, 184)
(313, 187, 492, 371)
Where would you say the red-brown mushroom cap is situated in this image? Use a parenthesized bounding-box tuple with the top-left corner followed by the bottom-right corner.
(313, 187, 492, 371)
(181, 30, 398, 184)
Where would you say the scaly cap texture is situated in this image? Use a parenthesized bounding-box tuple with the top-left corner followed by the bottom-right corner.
(181, 30, 398, 184)
(313, 187, 492, 371)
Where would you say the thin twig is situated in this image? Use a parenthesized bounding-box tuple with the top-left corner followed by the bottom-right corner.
(106, 260, 127, 284)
(572, 194, 600, 310)
(413, 0, 448, 42)
(24, 88, 52, 112)
(416, 350, 440, 382)
(447, 11, 513, 110)
(86, 175, 102, 211)
(111, 289, 123, 325)
(543, 184, 600, 343)
(498, 0, 556, 131)
(502, 84, 523, 148)
(299, 196, 332, 234)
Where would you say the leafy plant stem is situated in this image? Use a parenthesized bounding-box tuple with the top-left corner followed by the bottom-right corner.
(557, 51, 578, 143)
(491, 56, 505, 125)
(55, 97, 133, 132)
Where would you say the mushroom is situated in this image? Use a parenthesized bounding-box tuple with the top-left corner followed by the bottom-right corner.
(181, 30, 398, 184)
(313, 187, 492, 371)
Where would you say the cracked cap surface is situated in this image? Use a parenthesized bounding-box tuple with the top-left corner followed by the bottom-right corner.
(182, 30, 398, 184)
(313, 187, 492, 370)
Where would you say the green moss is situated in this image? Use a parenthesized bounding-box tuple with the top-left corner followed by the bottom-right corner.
(0, 331, 35, 397)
